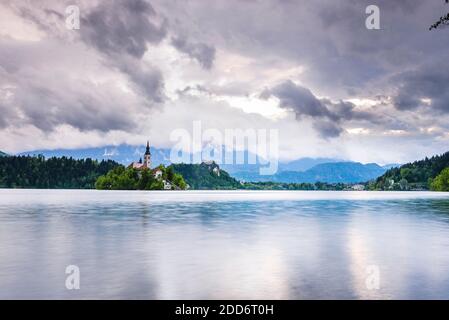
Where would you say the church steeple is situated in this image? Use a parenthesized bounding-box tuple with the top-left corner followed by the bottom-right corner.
(144, 140, 151, 168)
(145, 141, 151, 155)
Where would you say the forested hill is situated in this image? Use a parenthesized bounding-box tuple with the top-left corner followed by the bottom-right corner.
(0, 155, 119, 188)
(371, 151, 449, 190)
(170, 162, 241, 189)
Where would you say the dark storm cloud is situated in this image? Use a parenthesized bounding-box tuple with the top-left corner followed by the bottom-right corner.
(392, 63, 449, 113)
(0, 80, 133, 134)
(307, 0, 446, 96)
(0, 0, 173, 133)
(16, 84, 135, 132)
(0, 81, 135, 132)
(80, 0, 167, 59)
(6, 0, 220, 108)
(79, 0, 168, 102)
(8, 0, 168, 103)
(0, 38, 137, 132)
(313, 121, 344, 138)
(153, 0, 448, 98)
(263, 80, 382, 137)
(171, 36, 216, 69)
(114, 56, 165, 103)
(268, 81, 334, 119)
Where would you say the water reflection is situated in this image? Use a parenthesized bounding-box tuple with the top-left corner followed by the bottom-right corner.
(1, 190, 449, 299)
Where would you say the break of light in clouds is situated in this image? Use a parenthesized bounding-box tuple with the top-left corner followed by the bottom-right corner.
(0, 0, 448, 164)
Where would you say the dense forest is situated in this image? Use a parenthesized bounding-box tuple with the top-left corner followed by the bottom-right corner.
(0, 155, 119, 188)
(95, 165, 186, 190)
(369, 151, 449, 191)
(170, 162, 241, 189)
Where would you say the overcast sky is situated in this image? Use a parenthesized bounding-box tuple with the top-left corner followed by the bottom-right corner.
(0, 0, 448, 164)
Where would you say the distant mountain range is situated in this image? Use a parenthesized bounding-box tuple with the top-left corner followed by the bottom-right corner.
(220, 157, 343, 175)
(17, 145, 399, 183)
(285, 162, 390, 183)
(231, 162, 390, 183)
(0, 151, 8, 157)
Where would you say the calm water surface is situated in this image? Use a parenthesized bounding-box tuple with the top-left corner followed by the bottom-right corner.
(1, 189, 449, 299)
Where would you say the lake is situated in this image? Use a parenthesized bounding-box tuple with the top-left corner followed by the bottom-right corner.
(1, 189, 449, 299)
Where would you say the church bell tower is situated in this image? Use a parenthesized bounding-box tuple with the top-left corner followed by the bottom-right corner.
(144, 141, 151, 168)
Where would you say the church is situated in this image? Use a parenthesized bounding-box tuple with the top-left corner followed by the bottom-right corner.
(128, 141, 152, 170)
(128, 141, 171, 189)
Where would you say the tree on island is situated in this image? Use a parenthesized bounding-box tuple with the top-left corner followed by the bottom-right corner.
(95, 165, 187, 190)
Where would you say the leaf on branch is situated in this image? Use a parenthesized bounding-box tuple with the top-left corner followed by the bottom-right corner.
(430, 0, 449, 30)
